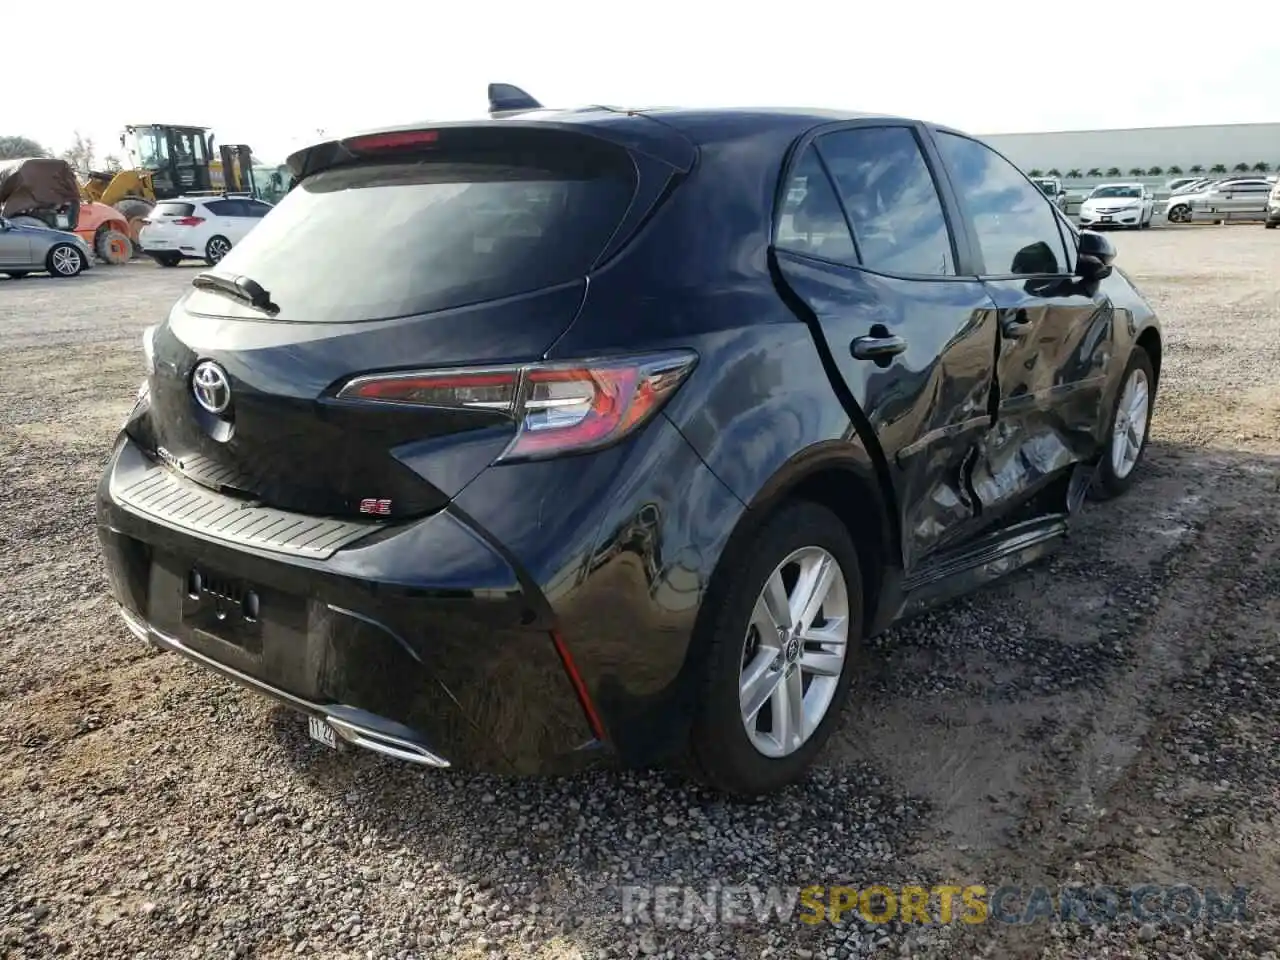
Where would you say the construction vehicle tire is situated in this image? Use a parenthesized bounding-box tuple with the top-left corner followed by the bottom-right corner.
(95, 228, 133, 265)
(113, 197, 154, 251)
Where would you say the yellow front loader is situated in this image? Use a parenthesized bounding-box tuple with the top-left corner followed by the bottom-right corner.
(81, 124, 258, 244)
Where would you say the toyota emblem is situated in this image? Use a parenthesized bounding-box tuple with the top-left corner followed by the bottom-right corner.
(192, 361, 231, 415)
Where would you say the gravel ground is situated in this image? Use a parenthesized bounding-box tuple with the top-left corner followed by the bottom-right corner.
(1, 227, 1278, 960)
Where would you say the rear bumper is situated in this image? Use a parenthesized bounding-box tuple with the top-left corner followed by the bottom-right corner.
(118, 605, 451, 767)
(97, 412, 746, 773)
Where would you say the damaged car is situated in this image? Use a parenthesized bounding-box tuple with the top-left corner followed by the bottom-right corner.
(97, 86, 1161, 796)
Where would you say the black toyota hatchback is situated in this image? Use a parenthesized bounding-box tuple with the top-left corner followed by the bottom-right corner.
(97, 85, 1161, 796)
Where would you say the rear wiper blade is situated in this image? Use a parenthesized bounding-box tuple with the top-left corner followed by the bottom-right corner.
(192, 271, 279, 315)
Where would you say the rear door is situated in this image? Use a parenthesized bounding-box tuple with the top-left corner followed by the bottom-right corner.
(1223, 180, 1271, 217)
(203, 199, 253, 243)
(140, 125, 669, 520)
(931, 130, 1113, 521)
(772, 121, 1001, 571)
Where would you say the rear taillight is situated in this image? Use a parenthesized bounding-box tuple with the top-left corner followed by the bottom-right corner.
(172, 216, 205, 227)
(336, 351, 697, 461)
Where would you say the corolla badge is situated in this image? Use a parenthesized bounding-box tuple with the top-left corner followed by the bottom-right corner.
(192, 361, 232, 414)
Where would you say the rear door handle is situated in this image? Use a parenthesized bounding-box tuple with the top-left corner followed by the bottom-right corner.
(851, 334, 907, 361)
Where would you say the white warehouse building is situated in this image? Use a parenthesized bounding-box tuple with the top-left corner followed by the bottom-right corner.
(980, 122, 1280, 177)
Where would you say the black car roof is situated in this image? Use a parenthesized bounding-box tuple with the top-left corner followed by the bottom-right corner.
(285, 105, 938, 179)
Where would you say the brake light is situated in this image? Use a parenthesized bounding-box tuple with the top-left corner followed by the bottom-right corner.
(344, 130, 440, 154)
(336, 351, 697, 461)
(172, 216, 205, 227)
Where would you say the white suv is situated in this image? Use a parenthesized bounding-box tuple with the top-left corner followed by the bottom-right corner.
(139, 195, 273, 267)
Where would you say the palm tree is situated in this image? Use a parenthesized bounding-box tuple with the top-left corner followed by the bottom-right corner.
(1252, 161, 1271, 173)
(1189, 164, 1204, 174)
(1106, 167, 1121, 177)
(1128, 167, 1145, 177)
(1047, 167, 1062, 177)
(1028, 168, 1044, 177)
(1086, 168, 1102, 177)
(1210, 164, 1227, 174)
(1233, 162, 1250, 172)
(1066, 169, 1082, 179)
(1147, 166, 1163, 176)
(1167, 165, 1183, 175)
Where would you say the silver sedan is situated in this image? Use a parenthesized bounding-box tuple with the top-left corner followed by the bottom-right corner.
(0, 217, 94, 278)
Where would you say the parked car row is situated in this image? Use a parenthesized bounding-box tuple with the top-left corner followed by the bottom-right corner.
(1164, 176, 1277, 224)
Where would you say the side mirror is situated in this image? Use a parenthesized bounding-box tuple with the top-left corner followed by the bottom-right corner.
(1076, 230, 1115, 280)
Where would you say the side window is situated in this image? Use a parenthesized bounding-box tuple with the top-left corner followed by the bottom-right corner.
(206, 199, 244, 217)
(247, 200, 273, 218)
(935, 132, 1071, 276)
(774, 146, 857, 263)
(816, 126, 955, 276)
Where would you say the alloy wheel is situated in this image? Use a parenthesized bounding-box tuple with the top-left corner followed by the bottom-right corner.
(1110, 367, 1150, 480)
(739, 546, 849, 758)
(52, 246, 81, 276)
(208, 238, 230, 262)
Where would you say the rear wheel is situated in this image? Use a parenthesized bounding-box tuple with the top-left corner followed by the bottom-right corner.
(689, 501, 863, 796)
(46, 243, 85, 278)
(205, 235, 231, 265)
(94, 227, 133, 264)
(1266, 220, 1278, 230)
(1091, 348, 1155, 500)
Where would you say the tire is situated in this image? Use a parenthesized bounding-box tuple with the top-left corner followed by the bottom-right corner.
(150, 252, 182, 267)
(94, 227, 133, 264)
(46, 243, 85, 278)
(1167, 204, 1190, 224)
(688, 501, 863, 796)
(1091, 348, 1155, 501)
(113, 197, 154, 251)
(4, 271, 29, 279)
(1265, 221, 1278, 230)
(205, 235, 231, 265)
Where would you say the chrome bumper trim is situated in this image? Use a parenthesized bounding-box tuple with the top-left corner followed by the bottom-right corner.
(118, 606, 451, 769)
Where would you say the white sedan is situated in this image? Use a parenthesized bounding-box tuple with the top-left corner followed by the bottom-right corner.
(139, 195, 274, 267)
(1078, 183, 1154, 230)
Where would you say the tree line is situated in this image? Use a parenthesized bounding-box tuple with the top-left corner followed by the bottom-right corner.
(1029, 162, 1274, 179)
(0, 132, 123, 175)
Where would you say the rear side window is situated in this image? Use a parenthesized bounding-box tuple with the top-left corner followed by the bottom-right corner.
(152, 202, 194, 217)
(816, 127, 955, 277)
(775, 147, 856, 262)
(934, 132, 1071, 277)
(195, 137, 637, 322)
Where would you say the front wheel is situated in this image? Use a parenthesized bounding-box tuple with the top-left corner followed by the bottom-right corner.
(1167, 204, 1190, 224)
(689, 501, 863, 796)
(1091, 349, 1155, 500)
(46, 243, 85, 278)
(204, 235, 231, 266)
(150, 252, 182, 267)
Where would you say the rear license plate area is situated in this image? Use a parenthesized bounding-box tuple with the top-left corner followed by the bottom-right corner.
(182, 567, 266, 654)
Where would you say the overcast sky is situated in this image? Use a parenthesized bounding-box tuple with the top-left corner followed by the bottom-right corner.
(10, 0, 1280, 164)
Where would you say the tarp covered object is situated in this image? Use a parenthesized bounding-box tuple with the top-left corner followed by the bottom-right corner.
(0, 157, 81, 220)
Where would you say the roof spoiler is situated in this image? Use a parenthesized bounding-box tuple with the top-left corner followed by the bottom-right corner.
(488, 83, 543, 119)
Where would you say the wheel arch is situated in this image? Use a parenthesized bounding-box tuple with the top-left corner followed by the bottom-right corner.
(703, 441, 902, 641)
(1135, 324, 1162, 387)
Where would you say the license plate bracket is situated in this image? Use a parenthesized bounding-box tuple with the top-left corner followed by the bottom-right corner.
(1100, 215, 1113, 223)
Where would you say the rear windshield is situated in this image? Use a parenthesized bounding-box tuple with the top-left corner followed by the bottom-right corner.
(188, 140, 637, 322)
(153, 202, 195, 217)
